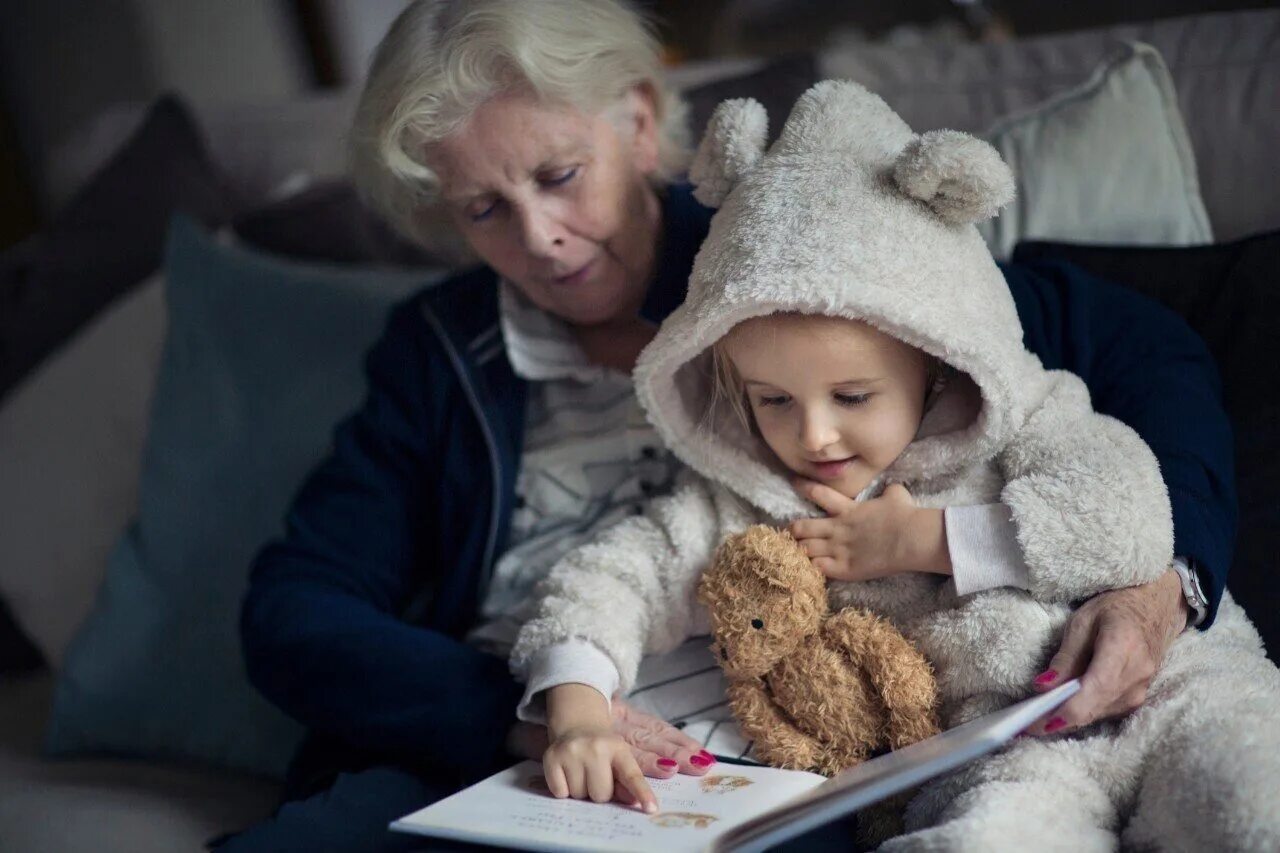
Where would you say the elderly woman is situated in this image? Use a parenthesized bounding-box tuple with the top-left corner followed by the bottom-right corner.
(224, 1, 1234, 850)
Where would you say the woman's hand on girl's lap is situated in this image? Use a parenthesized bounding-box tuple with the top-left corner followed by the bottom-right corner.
(1024, 569, 1188, 736)
(790, 481, 952, 581)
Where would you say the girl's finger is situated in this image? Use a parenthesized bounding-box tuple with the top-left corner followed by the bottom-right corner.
(794, 479, 857, 516)
(564, 762, 587, 799)
(586, 757, 616, 803)
(790, 518, 834, 540)
(797, 538, 833, 558)
(614, 754, 659, 814)
(544, 760, 569, 799)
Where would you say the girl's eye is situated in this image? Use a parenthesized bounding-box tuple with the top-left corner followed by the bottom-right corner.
(540, 166, 578, 187)
(756, 395, 790, 408)
(835, 393, 871, 407)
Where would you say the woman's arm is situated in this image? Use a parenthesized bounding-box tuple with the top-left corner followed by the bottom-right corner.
(1003, 258, 1233, 736)
(1003, 259, 1235, 624)
(240, 297, 522, 778)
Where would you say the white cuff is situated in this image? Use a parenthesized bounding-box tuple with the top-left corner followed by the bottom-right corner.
(945, 503, 1031, 597)
(515, 640, 621, 725)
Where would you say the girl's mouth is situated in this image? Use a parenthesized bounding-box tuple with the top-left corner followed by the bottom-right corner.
(809, 457, 854, 480)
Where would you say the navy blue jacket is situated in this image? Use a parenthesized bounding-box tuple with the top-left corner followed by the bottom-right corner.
(241, 184, 1235, 781)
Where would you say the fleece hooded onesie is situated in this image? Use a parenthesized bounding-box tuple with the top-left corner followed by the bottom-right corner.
(511, 82, 1280, 851)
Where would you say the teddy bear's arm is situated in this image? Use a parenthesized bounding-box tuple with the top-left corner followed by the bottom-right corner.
(727, 680, 835, 773)
(824, 609, 940, 749)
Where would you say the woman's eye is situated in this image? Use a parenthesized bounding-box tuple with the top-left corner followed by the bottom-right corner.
(835, 393, 871, 407)
(540, 166, 578, 187)
(467, 199, 499, 223)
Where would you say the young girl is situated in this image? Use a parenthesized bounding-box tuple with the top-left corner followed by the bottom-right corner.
(510, 82, 1280, 849)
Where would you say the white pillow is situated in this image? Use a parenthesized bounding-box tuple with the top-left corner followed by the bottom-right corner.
(0, 277, 166, 666)
(978, 41, 1212, 259)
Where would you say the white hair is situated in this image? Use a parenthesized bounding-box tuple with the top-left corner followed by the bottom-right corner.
(350, 0, 691, 258)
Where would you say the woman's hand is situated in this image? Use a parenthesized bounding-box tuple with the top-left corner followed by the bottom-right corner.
(1025, 569, 1188, 735)
(544, 684, 657, 812)
(790, 480, 951, 581)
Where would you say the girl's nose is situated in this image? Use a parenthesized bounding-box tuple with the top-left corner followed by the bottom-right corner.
(798, 409, 839, 452)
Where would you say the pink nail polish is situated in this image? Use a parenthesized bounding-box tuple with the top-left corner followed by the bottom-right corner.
(1034, 669, 1058, 686)
(657, 758, 677, 768)
(690, 755, 711, 767)
(1045, 717, 1067, 733)
(698, 750, 717, 763)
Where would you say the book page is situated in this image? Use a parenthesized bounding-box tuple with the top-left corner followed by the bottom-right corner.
(390, 759, 825, 853)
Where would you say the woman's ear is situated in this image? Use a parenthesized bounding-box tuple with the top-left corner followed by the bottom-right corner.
(893, 130, 1015, 225)
(625, 82, 661, 177)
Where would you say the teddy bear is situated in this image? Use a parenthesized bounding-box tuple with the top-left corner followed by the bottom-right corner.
(697, 524, 940, 777)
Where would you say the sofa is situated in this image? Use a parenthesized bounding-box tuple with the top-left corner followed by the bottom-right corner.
(0, 11, 1276, 851)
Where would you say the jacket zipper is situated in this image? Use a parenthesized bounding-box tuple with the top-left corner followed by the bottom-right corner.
(408, 304, 504, 620)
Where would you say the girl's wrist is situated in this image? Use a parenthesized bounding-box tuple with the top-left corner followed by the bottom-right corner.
(546, 683, 612, 738)
(909, 508, 952, 575)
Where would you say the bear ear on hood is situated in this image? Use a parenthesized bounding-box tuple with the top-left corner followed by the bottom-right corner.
(893, 129, 1016, 225)
(689, 97, 768, 208)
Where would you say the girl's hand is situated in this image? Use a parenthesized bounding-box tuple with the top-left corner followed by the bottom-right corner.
(544, 683, 659, 812)
(543, 724, 657, 813)
(789, 481, 952, 581)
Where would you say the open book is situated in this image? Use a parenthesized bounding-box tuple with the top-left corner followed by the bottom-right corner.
(391, 680, 1079, 852)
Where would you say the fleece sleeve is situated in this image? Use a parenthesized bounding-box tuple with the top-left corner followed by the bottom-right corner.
(510, 474, 753, 698)
(996, 370, 1175, 604)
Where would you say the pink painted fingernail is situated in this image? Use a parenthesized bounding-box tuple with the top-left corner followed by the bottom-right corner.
(699, 750, 717, 763)
(1034, 670, 1058, 686)
(1045, 717, 1067, 733)
(658, 758, 677, 768)
(690, 755, 711, 767)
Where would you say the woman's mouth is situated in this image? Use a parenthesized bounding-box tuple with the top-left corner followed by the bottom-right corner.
(809, 457, 854, 480)
(552, 259, 594, 287)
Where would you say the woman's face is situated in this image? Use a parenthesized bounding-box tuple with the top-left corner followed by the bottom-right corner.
(723, 314, 931, 499)
(424, 88, 662, 327)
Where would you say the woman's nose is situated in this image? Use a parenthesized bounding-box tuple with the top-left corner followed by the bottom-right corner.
(516, 202, 566, 258)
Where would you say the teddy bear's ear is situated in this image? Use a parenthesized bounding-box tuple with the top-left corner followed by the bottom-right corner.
(689, 98, 768, 209)
(893, 129, 1015, 225)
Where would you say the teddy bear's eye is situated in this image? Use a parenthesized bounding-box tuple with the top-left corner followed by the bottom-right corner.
(720, 647, 729, 661)
(751, 618, 764, 630)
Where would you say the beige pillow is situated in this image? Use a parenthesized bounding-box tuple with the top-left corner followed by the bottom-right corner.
(0, 277, 166, 666)
(978, 42, 1212, 259)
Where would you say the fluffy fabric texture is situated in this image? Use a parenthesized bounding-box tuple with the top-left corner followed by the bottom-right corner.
(512, 81, 1280, 848)
(698, 526, 939, 777)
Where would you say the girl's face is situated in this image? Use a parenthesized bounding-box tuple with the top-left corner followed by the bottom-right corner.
(424, 88, 662, 328)
(722, 314, 931, 499)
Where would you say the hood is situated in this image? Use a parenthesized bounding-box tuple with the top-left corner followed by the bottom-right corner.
(635, 80, 1044, 520)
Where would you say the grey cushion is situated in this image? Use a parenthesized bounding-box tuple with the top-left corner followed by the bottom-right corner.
(818, 9, 1280, 241)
